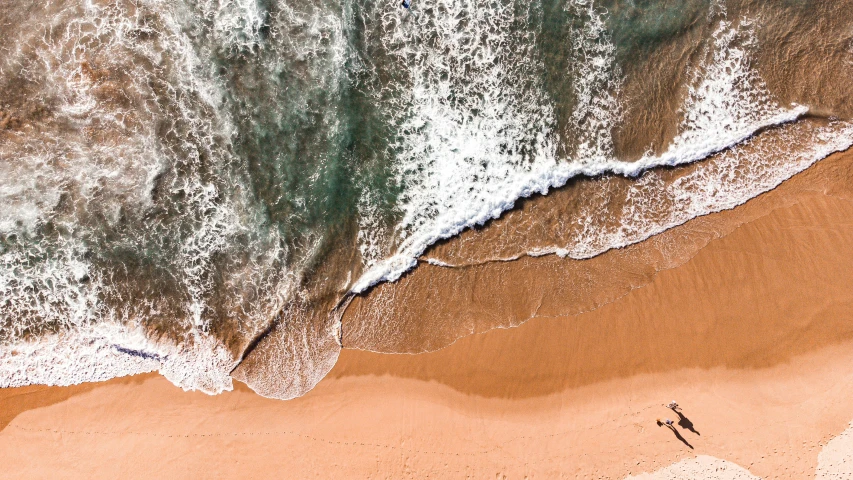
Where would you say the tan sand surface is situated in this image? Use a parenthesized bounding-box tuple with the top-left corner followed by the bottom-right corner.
(2, 150, 853, 478)
(1, 343, 852, 479)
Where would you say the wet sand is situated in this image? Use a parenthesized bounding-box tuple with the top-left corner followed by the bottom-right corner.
(344, 126, 853, 357)
(2, 149, 853, 478)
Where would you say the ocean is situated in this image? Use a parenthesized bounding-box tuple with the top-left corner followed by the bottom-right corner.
(0, 0, 851, 399)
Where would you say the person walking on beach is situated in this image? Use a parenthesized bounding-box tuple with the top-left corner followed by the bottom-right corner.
(657, 418, 694, 449)
(665, 400, 681, 412)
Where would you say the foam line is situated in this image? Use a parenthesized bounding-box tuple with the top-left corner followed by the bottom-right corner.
(352, 10, 814, 293)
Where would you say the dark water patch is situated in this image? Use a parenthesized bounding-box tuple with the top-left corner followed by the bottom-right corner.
(113, 346, 162, 361)
(604, 0, 709, 59)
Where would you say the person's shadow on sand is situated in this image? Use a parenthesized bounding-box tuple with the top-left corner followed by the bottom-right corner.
(675, 411, 700, 436)
(657, 420, 694, 449)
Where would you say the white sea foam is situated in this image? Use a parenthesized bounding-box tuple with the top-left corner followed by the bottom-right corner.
(177, 182, 243, 331)
(351, 5, 814, 293)
(0, 0, 279, 392)
(0, 322, 236, 394)
(357, 189, 388, 269)
(0, 237, 101, 340)
(424, 257, 454, 267)
(204, 0, 267, 53)
(633, 18, 808, 173)
(0, 153, 65, 235)
(568, 119, 853, 261)
(566, 0, 621, 166)
(383, 0, 557, 234)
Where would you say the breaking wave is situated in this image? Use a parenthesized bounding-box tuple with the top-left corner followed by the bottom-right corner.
(0, 0, 851, 398)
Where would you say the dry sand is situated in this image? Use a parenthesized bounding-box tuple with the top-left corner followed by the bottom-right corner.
(2, 150, 853, 479)
(816, 421, 853, 479)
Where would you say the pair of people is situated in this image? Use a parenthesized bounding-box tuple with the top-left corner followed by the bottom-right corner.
(661, 400, 680, 427)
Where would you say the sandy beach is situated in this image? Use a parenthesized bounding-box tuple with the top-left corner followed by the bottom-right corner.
(3, 1, 853, 477)
(1, 148, 852, 478)
(3, 342, 853, 479)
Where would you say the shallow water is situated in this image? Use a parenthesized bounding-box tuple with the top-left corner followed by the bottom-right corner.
(0, 0, 851, 399)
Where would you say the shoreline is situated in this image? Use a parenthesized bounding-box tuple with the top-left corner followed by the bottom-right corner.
(2, 344, 852, 478)
(2, 149, 853, 478)
(343, 143, 853, 357)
